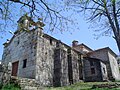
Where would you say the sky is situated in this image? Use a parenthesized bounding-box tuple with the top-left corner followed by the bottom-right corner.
(0, 1, 119, 60)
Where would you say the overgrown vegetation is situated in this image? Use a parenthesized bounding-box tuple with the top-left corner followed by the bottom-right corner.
(0, 83, 20, 90)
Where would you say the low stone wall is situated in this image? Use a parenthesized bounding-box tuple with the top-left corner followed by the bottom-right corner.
(10, 76, 45, 90)
(0, 63, 12, 85)
(92, 83, 120, 89)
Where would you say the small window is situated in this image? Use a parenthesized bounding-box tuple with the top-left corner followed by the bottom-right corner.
(50, 38, 52, 45)
(23, 59, 27, 68)
(103, 67, 106, 73)
(56, 41, 59, 47)
(17, 40, 20, 45)
(90, 61, 94, 66)
(91, 68, 95, 74)
(14, 37, 20, 46)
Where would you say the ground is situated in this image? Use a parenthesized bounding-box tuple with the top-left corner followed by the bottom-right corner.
(45, 82, 120, 90)
(1, 82, 120, 90)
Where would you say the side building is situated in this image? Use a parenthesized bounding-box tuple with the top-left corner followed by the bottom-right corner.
(83, 57, 108, 82)
(86, 47, 120, 81)
(72, 42, 120, 81)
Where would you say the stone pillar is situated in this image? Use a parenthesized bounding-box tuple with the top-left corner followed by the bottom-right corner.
(53, 48, 61, 87)
(67, 48, 73, 84)
(53, 43, 69, 86)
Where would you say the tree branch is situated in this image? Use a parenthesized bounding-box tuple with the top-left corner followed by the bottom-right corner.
(112, 0, 120, 35)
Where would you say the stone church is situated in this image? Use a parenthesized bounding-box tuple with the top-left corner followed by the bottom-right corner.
(1, 15, 120, 86)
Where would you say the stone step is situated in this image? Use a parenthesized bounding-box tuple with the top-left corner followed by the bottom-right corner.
(22, 86, 38, 90)
(22, 86, 45, 90)
(10, 76, 44, 90)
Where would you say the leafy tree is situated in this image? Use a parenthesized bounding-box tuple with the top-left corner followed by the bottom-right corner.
(0, 0, 76, 36)
(66, 0, 120, 52)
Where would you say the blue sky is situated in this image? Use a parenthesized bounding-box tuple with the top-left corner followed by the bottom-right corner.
(0, 14, 119, 60)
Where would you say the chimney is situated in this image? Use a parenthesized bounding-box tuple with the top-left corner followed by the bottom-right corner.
(72, 40, 78, 47)
(80, 45, 84, 51)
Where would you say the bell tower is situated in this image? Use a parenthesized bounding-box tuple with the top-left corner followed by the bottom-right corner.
(17, 14, 34, 30)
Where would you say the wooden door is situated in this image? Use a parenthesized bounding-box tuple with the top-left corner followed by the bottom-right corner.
(12, 61, 19, 76)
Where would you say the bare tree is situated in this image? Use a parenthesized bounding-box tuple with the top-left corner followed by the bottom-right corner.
(0, 0, 76, 36)
(66, 0, 120, 52)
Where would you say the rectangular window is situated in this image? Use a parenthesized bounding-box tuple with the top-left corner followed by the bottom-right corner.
(23, 59, 27, 68)
(90, 61, 94, 66)
(103, 67, 106, 73)
(91, 68, 95, 74)
(56, 41, 59, 47)
(50, 38, 52, 45)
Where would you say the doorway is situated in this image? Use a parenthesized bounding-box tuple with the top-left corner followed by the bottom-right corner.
(12, 61, 19, 76)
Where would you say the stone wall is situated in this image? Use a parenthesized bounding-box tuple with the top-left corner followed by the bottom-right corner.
(35, 30, 82, 86)
(83, 58, 107, 82)
(53, 48, 69, 86)
(108, 51, 120, 80)
(67, 48, 73, 84)
(2, 30, 38, 79)
(10, 76, 45, 90)
(35, 32, 56, 86)
(100, 61, 108, 81)
(71, 50, 80, 83)
(89, 49, 108, 62)
(0, 63, 12, 85)
(67, 48, 82, 84)
(35, 33, 70, 86)
(88, 49, 114, 80)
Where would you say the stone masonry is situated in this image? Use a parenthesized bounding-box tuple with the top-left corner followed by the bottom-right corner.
(87, 47, 120, 81)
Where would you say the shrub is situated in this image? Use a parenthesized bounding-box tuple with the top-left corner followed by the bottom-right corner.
(0, 83, 3, 89)
(1, 83, 21, 90)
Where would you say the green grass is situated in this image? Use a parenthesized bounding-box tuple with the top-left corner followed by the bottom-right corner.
(1, 82, 120, 90)
(46, 82, 120, 90)
(1, 83, 21, 90)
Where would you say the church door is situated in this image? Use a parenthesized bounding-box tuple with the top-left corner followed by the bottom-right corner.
(12, 61, 19, 76)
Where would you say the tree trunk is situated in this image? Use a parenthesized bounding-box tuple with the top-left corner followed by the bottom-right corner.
(115, 35, 120, 53)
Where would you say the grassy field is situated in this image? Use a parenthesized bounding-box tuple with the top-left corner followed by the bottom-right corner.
(1, 82, 120, 90)
(1, 83, 21, 90)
